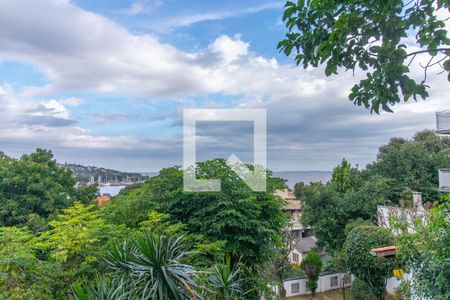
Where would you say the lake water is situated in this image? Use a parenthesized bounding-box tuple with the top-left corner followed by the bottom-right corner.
(97, 171, 331, 196)
(99, 185, 126, 196)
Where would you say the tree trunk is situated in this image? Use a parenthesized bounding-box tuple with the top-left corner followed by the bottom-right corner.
(278, 282, 286, 299)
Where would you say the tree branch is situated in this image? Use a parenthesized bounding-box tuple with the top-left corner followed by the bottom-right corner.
(406, 48, 450, 57)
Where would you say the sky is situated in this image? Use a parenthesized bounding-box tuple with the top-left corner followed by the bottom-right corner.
(0, 0, 448, 172)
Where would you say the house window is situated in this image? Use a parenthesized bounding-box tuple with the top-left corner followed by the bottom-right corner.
(344, 274, 352, 285)
(293, 211, 299, 222)
(292, 253, 299, 263)
(291, 283, 300, 294)
(330, 276, 338, 287)
(305, 281, 310, 291)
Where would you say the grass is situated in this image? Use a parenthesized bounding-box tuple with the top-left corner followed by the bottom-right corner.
(287, 288, 353, 300)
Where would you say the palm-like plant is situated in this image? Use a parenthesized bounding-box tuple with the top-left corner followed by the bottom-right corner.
(105, 233, 200, 300)
(72, 275, 130, 300)
(206, 257, 246, 300)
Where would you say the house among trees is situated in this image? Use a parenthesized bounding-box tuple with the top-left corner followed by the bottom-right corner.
(96, 194, 111, 206)
(377, 191, 426, 234)
(274, 189, 329, 265)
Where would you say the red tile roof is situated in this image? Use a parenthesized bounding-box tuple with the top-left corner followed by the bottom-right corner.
(96, 195, 111, 206)
(371, 246, 397, 253)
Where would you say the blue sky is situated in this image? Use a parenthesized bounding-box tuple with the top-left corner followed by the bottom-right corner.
(0, 0, 448, 172)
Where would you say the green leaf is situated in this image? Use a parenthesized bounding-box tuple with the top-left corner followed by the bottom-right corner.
(444, 59, 450, 71)
(282, 6, 296, 21)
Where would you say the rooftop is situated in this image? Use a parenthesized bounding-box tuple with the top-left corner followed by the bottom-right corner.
(274, 189, 301, 210)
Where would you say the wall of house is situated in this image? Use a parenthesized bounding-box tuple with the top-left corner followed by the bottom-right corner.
(288, 249, 305, 265)
(283, 273, 352, 297)
(386, 273, 412, 296)
(386, 276, 401, 295)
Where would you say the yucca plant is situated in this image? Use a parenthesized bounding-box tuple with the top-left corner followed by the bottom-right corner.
(206, 257, 246, 300)
(72, 275, 130, 300)
(105, 233, 201, 300)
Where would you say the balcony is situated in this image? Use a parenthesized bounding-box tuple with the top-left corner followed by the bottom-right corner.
(439, 169, 450, 192)
(436, 111, 450, 134)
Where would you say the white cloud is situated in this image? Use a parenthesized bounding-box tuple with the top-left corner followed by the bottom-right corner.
(39, 100, 70, 119)
(119, 0, 164, 16)
(61, 97, 84, 106)
(0, 85, 139, 150)
(0, 0, 448, 171)
(147, 2, 283, 32)
(210, 35, 249, 64)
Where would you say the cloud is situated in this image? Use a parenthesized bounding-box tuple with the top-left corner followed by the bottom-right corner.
(88, 112, 135, 124)
(0, 0, 448, 172)
(0, 84, 75, 125)
(119, 0, 164, 16)
(147, 1, 283, 32)
(61, 97, 84, 106)
(209, 35, 249, 64)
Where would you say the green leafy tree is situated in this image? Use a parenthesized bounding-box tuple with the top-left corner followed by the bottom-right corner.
(367, 130, 450, 203)
(36, 202, 125, 296)
(0, 227, 54, 299)
(38, 202, 124, 265)
(297, 131, 448, 253)
(351, 277, 375, 300)
(331, 159, 361, 193)
(278, 0, 449, 113)
(106, 159, 288, 268)
(0, 149, 93, 230)
(135, 211, 224, 268)
(300, 251, 322, 299)
(344, 226, 394, 299)
(394, 199, 450, 300)
(105, 234, 200, 300)
(298, 175, 387, 252)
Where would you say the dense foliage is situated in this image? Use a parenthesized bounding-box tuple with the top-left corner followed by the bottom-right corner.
(105, 158, 288, 267)
(344, 226, 394, 299)
(1, 132, 448, 298)
(394, 197, 450, 300)
(295, 130, 450, 253)
(278, 0, 450, 113)
(351, 277, 375, 300)
(0, 155, 288, 299)
(105, 234, 200, 299)
(0, 202, 127, 299)
(0, 149, 97, 230)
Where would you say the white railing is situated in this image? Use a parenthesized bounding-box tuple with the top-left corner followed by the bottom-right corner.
(436, 111, 450, 134)
(439, 169, 450, 192)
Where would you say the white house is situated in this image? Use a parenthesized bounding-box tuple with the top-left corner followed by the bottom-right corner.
(376, 192, 429, 298)
(283, 272, 352, 297)
(377, 192, 426, 234)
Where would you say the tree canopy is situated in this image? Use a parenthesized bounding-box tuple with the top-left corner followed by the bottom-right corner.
(105, 158, 288, 267)
(0, 149, 97, 230)
(296, 130, 449, 253)
(344, 226, 394, 299)
(394, 198, 450, 300)
(278, 0, 450, 113)
(300, 251, 323, 298)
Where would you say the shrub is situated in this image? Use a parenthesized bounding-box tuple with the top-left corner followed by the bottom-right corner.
(351, 277, 374, 300)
